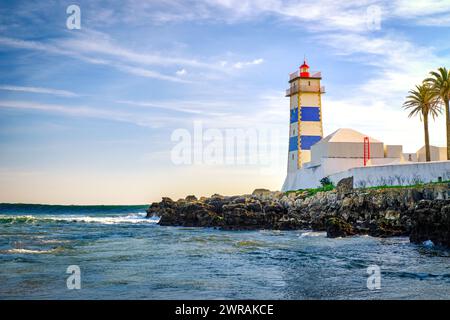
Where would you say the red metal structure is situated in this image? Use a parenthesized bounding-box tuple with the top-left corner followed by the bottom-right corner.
(363, 136, 370, 166)
(299, 59, 310, 78)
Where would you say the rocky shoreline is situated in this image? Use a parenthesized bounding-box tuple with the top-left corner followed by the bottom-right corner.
(146, 179, 450, 248)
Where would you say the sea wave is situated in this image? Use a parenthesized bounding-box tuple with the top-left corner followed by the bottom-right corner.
(38, 239, 71, 244)
(0, 213, 159, 225)
(0, 248, 62, 254)
(299, 231, 326, 238)
(0, 215, 52, 224)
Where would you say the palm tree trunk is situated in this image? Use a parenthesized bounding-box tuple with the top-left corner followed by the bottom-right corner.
(424, 113, 431, 162)
(446, 99, 450, 160)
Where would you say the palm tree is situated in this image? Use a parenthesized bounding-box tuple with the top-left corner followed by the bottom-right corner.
(403, 83, 441, 162)
(425, 67, 450, 160)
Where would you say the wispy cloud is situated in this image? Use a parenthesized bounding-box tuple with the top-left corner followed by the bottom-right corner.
(85, 1, 450, 31)
(116, 99, 228, 116)
(0, 35, 192, 83)
(322, 95, 446, 152)
(59, 30, 218, 70)
(389, 0, 450, 27)
(115, 64, 191, 83)
(0, 30, 264, 83)
(390, 0, 450, 18)
(176, 68, 187, 76)
(0, 85, 78, 97)
(0, 100, 178, 128)
(232, 58, 264, 69)
(317, 32, 445, 97)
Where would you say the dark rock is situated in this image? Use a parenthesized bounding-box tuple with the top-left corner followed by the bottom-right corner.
(368, 220, 406, 237)
(145, 183, 450, 247)
(161, 197, 174, 203)
(336, 176, 353, 194)
(252, 188, 272, 198)
(326, 217, 355, 238)
(410, 200, 450, 247)
(185, 195, 197, 202)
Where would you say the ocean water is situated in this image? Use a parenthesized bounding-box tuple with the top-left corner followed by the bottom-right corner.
(0, 204, 448, 300)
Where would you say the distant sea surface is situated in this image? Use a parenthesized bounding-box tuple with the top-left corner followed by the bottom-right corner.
(0, 203, 449, 299)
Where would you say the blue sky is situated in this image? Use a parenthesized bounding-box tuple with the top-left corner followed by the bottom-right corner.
(0, 0, 449, 204)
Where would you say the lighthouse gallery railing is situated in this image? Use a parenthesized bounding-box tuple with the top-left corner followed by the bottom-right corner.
(285, 85, 325, 96)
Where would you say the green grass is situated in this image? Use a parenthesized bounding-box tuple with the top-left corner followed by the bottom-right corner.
(285, 179, 449, 196)
(361, 180, 450, 190)
(285, 183, 335, 197)
(363, 184, 422, 190)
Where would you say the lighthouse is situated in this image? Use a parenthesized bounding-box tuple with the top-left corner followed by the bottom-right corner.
(285, 59, 325, 171)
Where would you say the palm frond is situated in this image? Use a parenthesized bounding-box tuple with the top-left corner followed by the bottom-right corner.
(403, 83, 441, 121)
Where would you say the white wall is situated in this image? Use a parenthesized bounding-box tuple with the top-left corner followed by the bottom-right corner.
(311, 142, 385, 164)
(290, 94, 298, 109)
(282, 159, 450, 191)
(385, 145, 402, 158)
(283, 157, 363, 191)
(417, 146, 447, 162)
(403, 153, 417, 162)
(288, 151, 298, 172)
(282, 162, 324, 190)
(321, 158, 362, 177)
(329, 161, 450, 188)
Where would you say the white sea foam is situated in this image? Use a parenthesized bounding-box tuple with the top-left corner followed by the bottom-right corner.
(38, 239, 71, 244)
(299, 231, 326, 238)
(422, 240, 434, 247)
(49, 213, 159, 225)
(1, 248, 59, 254)
(0, 213, 160, 225)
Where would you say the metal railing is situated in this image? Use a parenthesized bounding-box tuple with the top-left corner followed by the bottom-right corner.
(285, 85, 325, 96)
(289, 70, 321, 81)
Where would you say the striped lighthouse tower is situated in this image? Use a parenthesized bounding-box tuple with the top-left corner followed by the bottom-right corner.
(285, 59, 325, 171)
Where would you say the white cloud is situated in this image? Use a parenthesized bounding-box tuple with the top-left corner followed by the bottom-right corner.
(86, 1, 450, 31)
(0, 36, 192, 83)
(322, 96, 446, 152)
(232, 58, 264, 69)
(176, 68, 187, 76)
(0, 100, 179, 128)
(0, 30, 264, 83)
(60, 30, 218, 70)
(391, 0, 450, 18)
(317, 31, 445, 96)
(100, 0, 376, 32)
(116, 65, 190, 83)
(116, 99, 228, 117)
(0, 85, 78, 97)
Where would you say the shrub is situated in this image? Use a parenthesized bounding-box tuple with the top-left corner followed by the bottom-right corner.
(320, 177, 333, 187)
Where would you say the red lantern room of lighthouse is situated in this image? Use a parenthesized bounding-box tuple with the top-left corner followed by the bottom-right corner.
(299, 59, 310, 78)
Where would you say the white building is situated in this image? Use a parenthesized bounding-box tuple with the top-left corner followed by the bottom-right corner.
(282, 128, 449, 191)
(282, 63, 450, 191)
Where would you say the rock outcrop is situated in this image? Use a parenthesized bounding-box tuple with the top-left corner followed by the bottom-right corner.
(409, 200, 450, 247)
(146, 182, 450, 247)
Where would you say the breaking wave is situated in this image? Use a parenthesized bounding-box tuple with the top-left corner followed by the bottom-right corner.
(299, 231, 326, 238)
(0, 213, 159, 225)
(0, 248, 63, 254)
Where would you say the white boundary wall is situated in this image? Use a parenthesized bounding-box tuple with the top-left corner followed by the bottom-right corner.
(329, 161, 450, 188)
